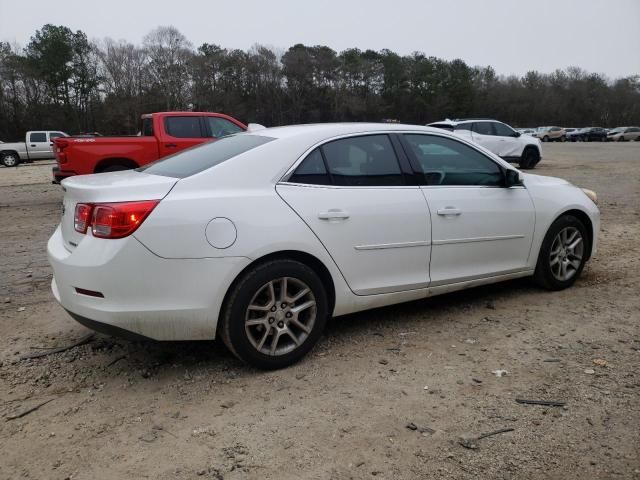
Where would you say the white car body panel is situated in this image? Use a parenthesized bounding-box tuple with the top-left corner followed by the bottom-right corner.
(48, 123, 599, 341)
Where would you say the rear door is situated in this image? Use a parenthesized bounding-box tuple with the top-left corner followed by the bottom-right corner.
(401, 133, 535, 286)
(26, 132, 50, 160)
(277, 134, 431, 295)
(158, 115, 209, 158)
(470, 122, 501, 155)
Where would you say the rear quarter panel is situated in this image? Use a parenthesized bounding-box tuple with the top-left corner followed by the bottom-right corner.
(63, 137, 159, 174)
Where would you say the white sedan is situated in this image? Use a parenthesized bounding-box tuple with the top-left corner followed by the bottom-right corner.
(48, 123, 600, 369)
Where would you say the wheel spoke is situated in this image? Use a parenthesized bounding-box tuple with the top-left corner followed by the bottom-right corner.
(568, 237, 582, 251)
(289, 287, 310, 303)
(560, 261, 568, 279)
(246, 317, 268, 327)
(280, 277, 288, 302)
(291, 300, 315, 314)
(268, 281, 277, 304)
(289, 317, 311, 334)
(569, 259, 581, 270)
(270, 330, 283, 355)
(285, 328, 301, 346)
(550, 255, 560, 267)
(256, 327, 271, 351)
(248, 304, 270, 312)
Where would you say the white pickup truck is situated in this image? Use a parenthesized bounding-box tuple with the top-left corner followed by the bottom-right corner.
(1, 131, 68, 167)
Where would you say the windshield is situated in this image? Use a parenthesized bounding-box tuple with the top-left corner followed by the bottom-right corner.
(139, 134, 275, 178)
(609, 127, 624, 134)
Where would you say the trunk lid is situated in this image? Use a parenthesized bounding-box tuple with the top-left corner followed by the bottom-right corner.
(60, 170, 177, 250)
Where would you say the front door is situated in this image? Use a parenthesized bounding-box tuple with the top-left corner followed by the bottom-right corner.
(277, 134, 431, 295)
(401, 133, 535, 286)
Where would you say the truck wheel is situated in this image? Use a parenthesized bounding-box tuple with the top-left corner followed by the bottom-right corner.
(519, 147, 539, 170)
(1, 153, 20, 167)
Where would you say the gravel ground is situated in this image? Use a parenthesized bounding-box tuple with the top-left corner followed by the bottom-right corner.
(0, 143, 639, 479)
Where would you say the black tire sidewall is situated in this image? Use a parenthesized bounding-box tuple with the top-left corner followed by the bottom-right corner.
(520, 148, 539, 169)
(222, 260, 328, 369)
(534, 215, 589, 290)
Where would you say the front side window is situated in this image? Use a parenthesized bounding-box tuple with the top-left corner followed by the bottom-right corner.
(321, 135, 404, 186)
(164, 116, 204, 138)
(140, 134, 274, 178)
(207, 117, 244, 138)
(404, 134, 503, 187)
(493, 122, 516, 137)
(30, 132, 46, 143)
(49, 132, 66, 140)
(472, 122, 494, 136)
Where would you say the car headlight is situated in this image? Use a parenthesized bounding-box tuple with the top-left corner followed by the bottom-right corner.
(581, 188, 598, 205)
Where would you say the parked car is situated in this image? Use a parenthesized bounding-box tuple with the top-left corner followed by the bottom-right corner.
(517, 128, 537, 136)
(607, 127, 640, 142)
(575, 127, 608, 142)
(52, 112, 246, 182)
(428, 119, 542, 169)
(48, 123, 599, 369)
(534, 126, 566, 142)
(566, 128, 584, 142)
(1, 131, 68, 167)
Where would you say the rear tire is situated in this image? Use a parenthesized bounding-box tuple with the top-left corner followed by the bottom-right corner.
(1, 153, 20, 167)
(618, 136, 625, 142)
(219, 259, 329, 369)
(534, 215, 589, 290)
(560, 135, 566, 142)
(542, 136, 549, 142)
(519, 147, 539, 169)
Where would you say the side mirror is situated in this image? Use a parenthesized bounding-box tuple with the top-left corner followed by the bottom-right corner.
(514, 131, 521, 138)
(504, 169, 523, 187)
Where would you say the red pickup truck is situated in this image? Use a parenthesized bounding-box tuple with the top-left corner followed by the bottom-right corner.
(53, 112, 246, 182)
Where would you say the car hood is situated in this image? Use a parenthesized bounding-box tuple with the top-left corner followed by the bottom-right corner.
(522, 173, 571, 187)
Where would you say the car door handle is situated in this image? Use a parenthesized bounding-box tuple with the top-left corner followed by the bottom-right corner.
(318, 209, 350, 220)
(165, 143, 178, 148)
(437, 207, 462, 216)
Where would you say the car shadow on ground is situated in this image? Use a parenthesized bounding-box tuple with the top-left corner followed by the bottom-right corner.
(85, 277, 537, 377)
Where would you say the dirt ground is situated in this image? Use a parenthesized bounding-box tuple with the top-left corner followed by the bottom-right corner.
(1, 143, 639, 480)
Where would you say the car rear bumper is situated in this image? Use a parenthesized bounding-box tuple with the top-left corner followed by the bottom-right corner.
(48, 226, 251, 340)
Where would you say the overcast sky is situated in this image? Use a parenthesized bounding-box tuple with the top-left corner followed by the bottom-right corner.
(1, 0, 638, 78)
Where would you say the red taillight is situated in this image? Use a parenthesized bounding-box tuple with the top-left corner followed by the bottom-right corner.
(73, 200, 159, 239)
(74, 203, 93, 233)
(91, 200, 159, 239)
(55, 139, 69, 164)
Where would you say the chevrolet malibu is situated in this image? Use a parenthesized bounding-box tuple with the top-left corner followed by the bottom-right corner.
(48, 123, 600, 369)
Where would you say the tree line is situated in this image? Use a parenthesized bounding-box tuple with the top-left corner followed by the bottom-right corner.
(1, 24, 639, 139)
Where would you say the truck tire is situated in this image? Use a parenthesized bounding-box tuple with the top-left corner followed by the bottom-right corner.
(519, 147, 540, 170)
(101, 165, 129, 173)
(1, 152, 20, 167)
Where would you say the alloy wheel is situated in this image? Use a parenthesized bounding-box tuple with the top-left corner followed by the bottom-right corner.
(245, 277, 316, 356)
(2, 154, 18, 167)
(549, 227, 584, 281)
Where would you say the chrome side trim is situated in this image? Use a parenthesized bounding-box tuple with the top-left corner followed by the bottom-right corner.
(354, 240, 431, 251)
(432, 234, 525, 246)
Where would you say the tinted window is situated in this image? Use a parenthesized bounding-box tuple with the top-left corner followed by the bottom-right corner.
(207, 117, 244, 138)
(472, 122, 494, 136)
(30, 132, 46, 142)
(429, 123, 454, 131)
(629, 127, 640, 133)
(321, 135, 404, 186)
(140, 134, 274, 178)
(551, 127, 561, 132)
(141, 118, 154, 136)
(164, 116, 204, 138)
(289, 149, 331, 185)
(493, 122, 516, 137)
(454, 123, 472, 131)
(404, 134, 503, 186)
(49, 132, 65, 140)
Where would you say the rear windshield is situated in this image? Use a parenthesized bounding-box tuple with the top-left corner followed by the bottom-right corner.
(139, 134, 275, 178)
(429, 123, 454, 131)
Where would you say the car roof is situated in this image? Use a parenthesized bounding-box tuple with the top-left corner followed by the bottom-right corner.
(250, 122, 440, 141)
(428, 118, 496, 126)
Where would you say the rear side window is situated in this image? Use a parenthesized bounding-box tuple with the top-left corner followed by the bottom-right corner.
(207, 117, 244, 138)
(30, 132, 46, 142)
(141, 118, 154, 136)
(164, 116, 204, 138)
(472, 122, 494, 136)
(404, 134, 503, 187)
(49, 132, 66, 140)
(289, 149, 331, 185)
(322, 135, 404, 186)
(140, 134, 275, 178)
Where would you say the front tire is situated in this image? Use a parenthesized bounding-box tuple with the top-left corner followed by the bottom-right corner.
(534, 215, 589, 290)
(219, 259, 329, 369)
(542, 136, 549, 142)
(519, 147, 539, 169)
